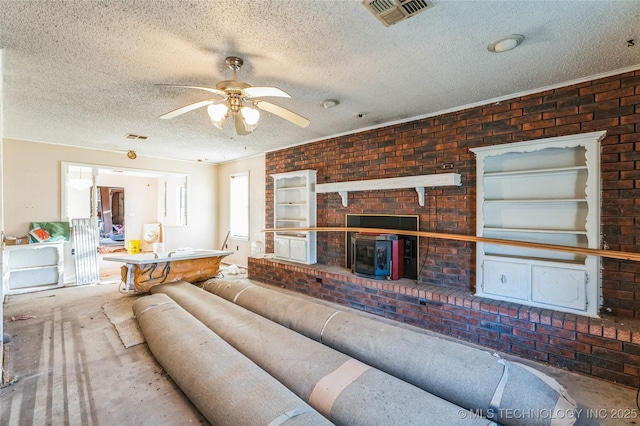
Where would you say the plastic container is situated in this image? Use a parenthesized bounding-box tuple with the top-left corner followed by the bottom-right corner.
(127, 239, 141, 254)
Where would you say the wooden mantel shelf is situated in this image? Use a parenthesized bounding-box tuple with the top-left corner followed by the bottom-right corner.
(315, 173, 461, 207)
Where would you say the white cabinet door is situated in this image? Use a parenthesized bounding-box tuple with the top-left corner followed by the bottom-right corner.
(482, 259, 529, 300)
(274, 238, 290, 258)
(532, 265, 586, 311)
(289, 239, 307, 262)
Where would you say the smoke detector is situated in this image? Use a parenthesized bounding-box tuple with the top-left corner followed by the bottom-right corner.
(363, 0, 435, 27)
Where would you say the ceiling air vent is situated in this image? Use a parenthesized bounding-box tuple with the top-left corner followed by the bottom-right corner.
(125, 133, 148, 140)
(363, 0, 435, 27)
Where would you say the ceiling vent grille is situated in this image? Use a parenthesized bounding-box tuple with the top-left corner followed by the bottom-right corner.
(125, 133, 148, 140)
(363, 0, 435, 27)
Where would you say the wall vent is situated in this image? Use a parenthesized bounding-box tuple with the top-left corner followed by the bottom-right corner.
(363, 0, 435, 27)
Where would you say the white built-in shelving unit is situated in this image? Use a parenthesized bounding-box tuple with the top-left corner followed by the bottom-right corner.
(2, 242, 65, 294)
(272, 170, 317, 264)
(471, 131, 605, 317)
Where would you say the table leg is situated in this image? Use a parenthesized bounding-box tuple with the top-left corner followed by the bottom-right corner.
(126, 264, 134, 292)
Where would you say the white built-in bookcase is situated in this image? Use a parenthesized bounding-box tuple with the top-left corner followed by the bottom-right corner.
(471, 131, 605, 317)
(272, 170, 317, 264)
(3, 243, 65, 294)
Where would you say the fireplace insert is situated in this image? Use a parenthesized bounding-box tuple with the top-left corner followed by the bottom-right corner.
(352, 234, 393, 279)
(346, 214, 418, 279)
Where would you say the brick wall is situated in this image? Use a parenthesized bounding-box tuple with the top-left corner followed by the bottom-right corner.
(265, 69, 640, 318)
(250, 257, 640, 387)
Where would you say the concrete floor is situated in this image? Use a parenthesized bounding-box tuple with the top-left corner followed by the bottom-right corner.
(1, 260, 208, 425)
(1, 261, 639, 425)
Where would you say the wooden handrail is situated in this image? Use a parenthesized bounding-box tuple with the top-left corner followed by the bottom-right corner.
(261, 227, 640, 263)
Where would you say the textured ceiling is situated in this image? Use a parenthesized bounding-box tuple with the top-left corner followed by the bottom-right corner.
(1, 0, 639, 164)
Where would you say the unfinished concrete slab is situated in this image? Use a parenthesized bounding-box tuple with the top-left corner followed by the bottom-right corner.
(1, 282, 207, 425)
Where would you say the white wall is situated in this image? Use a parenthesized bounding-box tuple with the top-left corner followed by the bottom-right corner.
(217, 154, 265, 267)
(2, 138, 219, 252)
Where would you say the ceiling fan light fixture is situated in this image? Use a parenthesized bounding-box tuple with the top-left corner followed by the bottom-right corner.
(208, 103, 229, 128)
(240, 106, 260, 126)
(159, 56, 309, 136)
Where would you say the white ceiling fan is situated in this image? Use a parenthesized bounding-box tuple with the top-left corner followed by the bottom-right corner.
(158, 56, 310, 135)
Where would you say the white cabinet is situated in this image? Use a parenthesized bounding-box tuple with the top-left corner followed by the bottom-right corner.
(2, 243, 65, 294)
(482, 259, 529, 301)
(471, 131, 604, 316)
(272, 170, 317, 264)
(531, 264, 586, 311)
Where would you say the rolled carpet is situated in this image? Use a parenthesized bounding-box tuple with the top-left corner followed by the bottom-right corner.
(202, 278, 578, 426)
(152, 281, 496, 426)
(132, 293, 332, 426)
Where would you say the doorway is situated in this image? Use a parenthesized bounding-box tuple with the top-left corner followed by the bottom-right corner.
(97, 186, 126, 253)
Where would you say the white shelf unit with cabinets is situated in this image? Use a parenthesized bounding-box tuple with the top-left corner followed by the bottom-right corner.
(272, 169, 317, 264)
(3, 242, 65, 294)
(471, 131, 605, 317)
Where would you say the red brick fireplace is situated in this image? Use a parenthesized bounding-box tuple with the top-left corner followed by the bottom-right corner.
(252, 69, 640, 386)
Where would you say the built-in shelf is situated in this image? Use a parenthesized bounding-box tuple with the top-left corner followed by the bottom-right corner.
(484, 227, 588, 234)
(484, 198, 587, 204)
(316, 173, 461, 207)
(484, 165, 587, 178)
(277, 185, 307, 191)
(3, 242, 65, 294)
(471, 131, 605, 317)
(272, 170, 317, 264)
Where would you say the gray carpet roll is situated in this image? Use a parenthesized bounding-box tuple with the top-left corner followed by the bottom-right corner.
(152, 281, 495, 426)
(202, 278, 577, 426)
(132, 293, 332, 426)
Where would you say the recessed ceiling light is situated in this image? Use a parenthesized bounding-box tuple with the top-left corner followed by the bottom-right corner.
(321, 99, 340, 109)
(488, 34, 524, 53)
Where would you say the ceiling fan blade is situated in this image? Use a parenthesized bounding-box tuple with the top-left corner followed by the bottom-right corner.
(253, 100, 310, 128)
(156, 84, 228, 98)
(159, 100, 215, 119)
(243, 86, 290, 99)
(233, 111, 253, 136)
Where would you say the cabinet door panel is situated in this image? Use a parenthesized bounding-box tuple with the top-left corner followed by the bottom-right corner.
(274, 238, 290, 258)
(483, 259, 529, 300)
(289, 239, 307, 262)
(532, 265, 586, 311)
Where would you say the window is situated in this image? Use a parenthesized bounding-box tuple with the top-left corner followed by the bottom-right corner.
(229, 171, 249, 240)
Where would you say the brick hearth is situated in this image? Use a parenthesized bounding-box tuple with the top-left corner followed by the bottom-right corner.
(249, 256, 640, 387)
